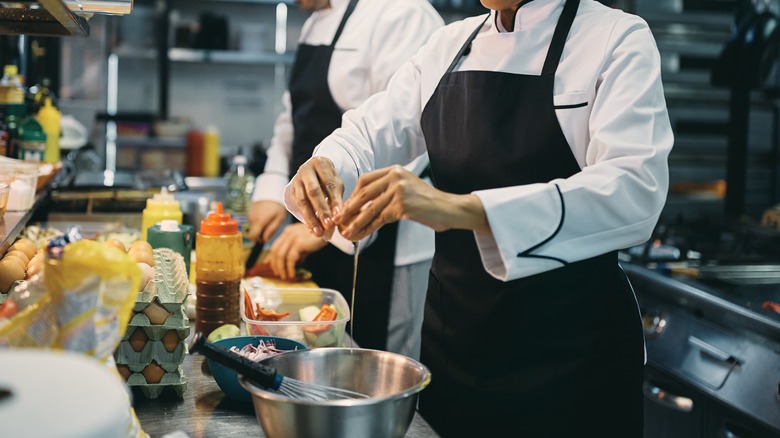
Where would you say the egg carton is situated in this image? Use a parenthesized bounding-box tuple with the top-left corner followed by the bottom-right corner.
(115, 333, 188, 367)
(137, 248, 189, 305)
(127, 299, 190, 338)
(120, 364, 188, 399)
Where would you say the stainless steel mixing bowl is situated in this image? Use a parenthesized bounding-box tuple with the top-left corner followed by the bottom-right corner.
(238, 347, 431, 438)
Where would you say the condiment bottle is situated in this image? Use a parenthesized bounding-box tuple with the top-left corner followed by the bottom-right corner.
(16, 116, 46, 161)
(141, 187, 183, 241)
(37, 97, 61, 163)
(195, 202, 243, 338)
(203, 126, 220, 177)
(147, 219, 194, 275)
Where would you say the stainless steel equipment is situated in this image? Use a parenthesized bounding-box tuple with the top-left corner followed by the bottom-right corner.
(623, 219, 780, 437)
(240, 348, 431, 438)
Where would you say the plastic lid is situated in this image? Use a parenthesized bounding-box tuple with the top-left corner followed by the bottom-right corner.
(146, 187, 180, 208)
(199, 202, 239, 235)
(159, 219, 180, 232)
(4, 65, 17, 76)
(18, 117, 46, 142)
(233, 154, 247, 165)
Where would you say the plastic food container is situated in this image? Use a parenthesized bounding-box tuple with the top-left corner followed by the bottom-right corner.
(0, 182, 9, 218)
(0, 168, 37, 212)
(241, 286, 350, 349)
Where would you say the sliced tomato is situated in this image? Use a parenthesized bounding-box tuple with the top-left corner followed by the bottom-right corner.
(303, 304, 337, 334)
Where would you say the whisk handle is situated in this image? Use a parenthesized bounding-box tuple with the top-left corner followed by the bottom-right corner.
(189, 333, 282, 390)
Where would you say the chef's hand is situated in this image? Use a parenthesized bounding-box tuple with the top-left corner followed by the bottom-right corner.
(247, 201, 288, 243)
(266, 223, 327, 280)
(288, 157, 344, 240)
(335, 165, 490, 241)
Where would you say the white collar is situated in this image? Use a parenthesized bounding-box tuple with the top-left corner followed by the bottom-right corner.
(491, 0, 563, 33)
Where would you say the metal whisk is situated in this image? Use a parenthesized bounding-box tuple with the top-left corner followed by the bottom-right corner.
(189, 333, 369, 401)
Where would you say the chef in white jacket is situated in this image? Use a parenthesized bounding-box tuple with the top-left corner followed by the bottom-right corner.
(284, 0, 673, 436)
(248, 0, 443, 360)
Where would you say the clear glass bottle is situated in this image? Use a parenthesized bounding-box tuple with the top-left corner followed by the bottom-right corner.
(224, 148, 255, 214)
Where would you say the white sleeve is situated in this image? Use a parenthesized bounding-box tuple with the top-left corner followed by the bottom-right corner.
(473, 23, 673, 281)
(284, 49, 429, 213)
(253, 91, 293, 204)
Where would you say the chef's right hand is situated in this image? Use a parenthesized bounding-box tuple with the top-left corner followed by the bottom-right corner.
(288, 157, 344, 240)
(247, 200, 288, 243)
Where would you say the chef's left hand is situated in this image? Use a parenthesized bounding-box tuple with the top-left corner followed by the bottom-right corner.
(267, 222, 328, 280)
(335, 165, 490, 241)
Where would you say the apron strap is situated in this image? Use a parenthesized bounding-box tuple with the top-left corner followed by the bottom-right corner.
(541, 0, 580, 75)
(445, 14, 490, 75)
(330, 0, 360, 47)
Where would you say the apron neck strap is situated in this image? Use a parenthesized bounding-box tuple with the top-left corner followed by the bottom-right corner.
(445, 14, 490, 75)
(331, 0, 360, 47)
(541, 0, 580, 75)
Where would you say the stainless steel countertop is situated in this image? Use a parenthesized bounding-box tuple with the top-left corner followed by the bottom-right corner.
(132, 346, 440, 438)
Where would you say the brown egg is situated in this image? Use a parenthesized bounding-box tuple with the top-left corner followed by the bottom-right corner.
(25, 260, 43, 279)
(143, 301, 172, 325)
(128, 327, 149, 352)
(3, 250, 29, 268)
(141, 362, 166, 384)
(116, 364, 132, 381)
(0, 259, 25, 293)
(129, 240, 153, 254)
(9, 238, 36, 259)
(128, 248, 155, 267)
(103, 239, 127, 253)
(161, 330, 180, 353)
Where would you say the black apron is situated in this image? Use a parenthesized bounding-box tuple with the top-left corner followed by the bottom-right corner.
(288, 0, 398, 350)
(418, 1, 644, 436)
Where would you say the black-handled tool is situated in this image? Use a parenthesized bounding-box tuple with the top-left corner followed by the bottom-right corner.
(245, 242, 264, 271)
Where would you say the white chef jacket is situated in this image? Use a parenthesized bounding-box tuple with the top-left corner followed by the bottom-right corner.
(285, 0, 674, 281)
(253, 0, 442, 265)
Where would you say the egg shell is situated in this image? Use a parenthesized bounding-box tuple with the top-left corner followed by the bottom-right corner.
(9, 238, 36, 259)
(128, 327, 149, 352)
(128, 248, 155, 267)
(117, 364, 132, 381)
(143, 301, 172, 325)
(129, 240, 153, 254)
(0, 259, 25, 293)
(137, 262, 154, 291)
(4, 250, 29, 267)
(25, 261, 43, 279)
(141, 362, 166, 384)
(103, 239, 127, 253)
(161, 329, 181, 353)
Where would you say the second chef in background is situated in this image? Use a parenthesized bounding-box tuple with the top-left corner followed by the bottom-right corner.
(247, 0, 444, 359)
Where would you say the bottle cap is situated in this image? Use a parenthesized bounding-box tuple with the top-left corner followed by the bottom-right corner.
(147, 187, 180, 209)
(200, 202, 239, 235)
(4, 65, 17, 76)
(37, 98, 60, 123)
(158, 219, 180, 232)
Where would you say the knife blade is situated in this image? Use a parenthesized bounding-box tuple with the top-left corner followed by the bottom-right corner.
(245, 242, 264, 271)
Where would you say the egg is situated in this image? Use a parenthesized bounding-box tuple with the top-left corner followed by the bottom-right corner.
(141, 361, 166, 384)
(4, 250, 29, 268)
(128, 327, 148, 352)
(116, 364, 132, 381)
(103, 239, 127, 253)
(143, 301, 172, 325)
(9, 238, 36, 259)
(129, 240, 153, 254)
(161, 330, 181, 353)
(128, 248, 155, 267)
(26, 261, 43, 279)
(0, 259, 25, 293)
(137, 262, 154, 291)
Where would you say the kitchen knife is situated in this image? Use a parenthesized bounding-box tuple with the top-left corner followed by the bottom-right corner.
(245, 242, 264, 271)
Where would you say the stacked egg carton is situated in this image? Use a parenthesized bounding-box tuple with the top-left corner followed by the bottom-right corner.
(115, 248, 191, 399)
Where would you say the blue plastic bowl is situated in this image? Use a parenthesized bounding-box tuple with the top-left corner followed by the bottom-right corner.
(208, 335, 307, 403)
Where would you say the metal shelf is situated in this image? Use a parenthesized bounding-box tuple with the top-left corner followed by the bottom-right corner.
(0, 188, 50, 257)
(169, 48, 294, 65)
(0, 0, 89, 36)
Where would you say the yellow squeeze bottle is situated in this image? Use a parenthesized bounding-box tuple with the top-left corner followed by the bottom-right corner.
(141, 187, 183, 241)
(37, 97, 61, 163)
(203, 126, 220, 178)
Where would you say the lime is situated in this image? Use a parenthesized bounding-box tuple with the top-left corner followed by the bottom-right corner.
(207, 324, 240, 342)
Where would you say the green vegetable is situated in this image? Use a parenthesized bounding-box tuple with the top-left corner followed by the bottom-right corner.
(207, 324, 240, 342)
